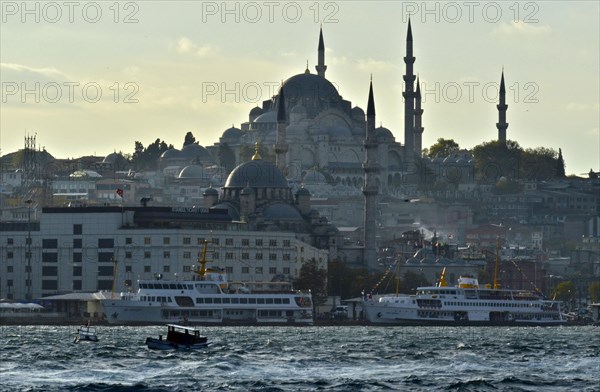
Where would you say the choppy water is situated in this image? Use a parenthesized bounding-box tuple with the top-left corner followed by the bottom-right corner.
(0, 325, 598, 391)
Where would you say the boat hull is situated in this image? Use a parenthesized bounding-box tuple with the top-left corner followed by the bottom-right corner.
(145, 337, 208, 350)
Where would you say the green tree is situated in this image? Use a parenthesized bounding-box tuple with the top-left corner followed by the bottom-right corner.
(472, 140, 522, 184)
(552, 281, 575, 304)
(400, 270, 430, 294)
(293, 259, 328, 307)
(520, 147, 557, 181)
(555, 148, 566, 178)
(427, 138, 459, 159)
(589, 281, 600, 303)
(183, 132, 196, 147)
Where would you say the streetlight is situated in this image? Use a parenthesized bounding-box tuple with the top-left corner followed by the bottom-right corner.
(25, 199, 32, 300)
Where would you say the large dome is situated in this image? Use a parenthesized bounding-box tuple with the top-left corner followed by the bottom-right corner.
(181, 143, 212, 161)
(273, 73, 342, 119)
(222, 126, 242, 140)
(178, 165, 206, 179)
(263, 203, 303, 221)
(225, 159, 288, 189)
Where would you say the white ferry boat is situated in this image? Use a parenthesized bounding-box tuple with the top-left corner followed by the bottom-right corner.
(363, 269, 566, 326)
(101, 244, 313, 326)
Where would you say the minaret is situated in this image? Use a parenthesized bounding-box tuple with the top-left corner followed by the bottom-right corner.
(413, 77, 424, 156)
(496, 69, 509, 143)
(362, 79, 380, 269)
(403, 19, 416, 157)
(315, 27, 327, 78)
(275, 87, 288, 174)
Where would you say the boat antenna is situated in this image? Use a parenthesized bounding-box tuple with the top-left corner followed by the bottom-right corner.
(493, 237, 500, 289)
(395, 259, 401, 296)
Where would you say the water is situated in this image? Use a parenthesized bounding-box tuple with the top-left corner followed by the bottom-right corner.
(1, 325, 598, 391)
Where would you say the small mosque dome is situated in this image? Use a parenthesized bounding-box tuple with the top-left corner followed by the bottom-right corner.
(351, 106, 365, 121)
(225, 159, 288, 189)
(222, 126, 243, 140)
(253, 111, 277, 123)
(263, 203, 303, 221)
(250, 106, 264, 116)
(203, 187, 218, 196)
(303, 169, 327, 185)
(178, 165, 205, 179)
(161, 148, 182, 159)
(376, 126, 394, 140)
(181, 143, 212, 161)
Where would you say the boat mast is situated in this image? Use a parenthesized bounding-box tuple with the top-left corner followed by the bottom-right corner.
(493, 237, 500, 289)
(395, 259, 400, 295)
(197, 240, 209, 278)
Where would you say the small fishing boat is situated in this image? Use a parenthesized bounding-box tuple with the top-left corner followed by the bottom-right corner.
(74, 324, 99, 343)
(145, 324, 208, 350)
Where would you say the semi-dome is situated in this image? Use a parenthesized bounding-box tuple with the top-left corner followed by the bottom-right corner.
(225, 159, 288, 189)
(263, 203, 303, 221)
(222, 126, 242, 140)
(303, 169, 327, 184)
(103, 152, 127, 166)
(253, 111, 277, 124)
(181, 143, 213, 161)
(376, 126, 394, 140)
(328, 125, 352, 139)
(178, 165, 205, 179)
(160, 148, 182, 159)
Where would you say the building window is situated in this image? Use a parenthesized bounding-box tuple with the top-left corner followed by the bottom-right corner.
(73, 266, 82, 276)
(125, 251, 132, 259)
(183, 252, 191, 259)
(242, 267, 249, 274)
(283, 254, 290, 260)
(98, 252, 114, 262)
(255, 239, 263, 246)
(197, 238, 205, 245)
(42, 253, 58, 263)
(242, 253, 249, 260)
(42, 239, 58, 249)
(183, 237, 191, 245)
(269, 239, 277, 247)
(144, 251, 151, 259)
(255, 267, 263, 274)
(7, 252, 13, 259)
(255, 253, 263, 260)
(7, 265, 13, 273)
(212, 238, 220, 245)
(225, 252, 234, 260)
(225, 238, 233, 246)
(98, 238, 114, 248)
(7, 238, 13, 245)
(73, 253, 82, 263)
(283, 267, 290, 274)
(126, 237, 132, 245)
(269, 253, 277, 261)
(42, 280, 58, 290)
(125, 265, 132, 273)
(163, 237, 170, 245)
(242, 239, 249, 246)
(73, 224, 82, 235)
(225, 266, 233, 274)
(269, 267, 276, 274)
(163, 251, 170, 259)
(144, 266, 151, 273)
(163, 265, 170, 273)
(73, 280, 82, 291)
(73, 238, 82, 248)
(213, 252, 219, 259)
(183, 266, 191, 273)
(283, 240, 290, 247)
(144, 237, 151, 245)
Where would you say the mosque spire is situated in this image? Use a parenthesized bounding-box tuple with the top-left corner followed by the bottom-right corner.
(363, 78, 380, 270)
(403, 18, 416, 158)
(315, 26, 327, 78)
(496, 69, 508, 144)
(275, 87, 288, 173)
(413, 76, 424, 156)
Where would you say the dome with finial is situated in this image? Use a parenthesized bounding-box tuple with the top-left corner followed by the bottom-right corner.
(224, 142, 288, 189)
(180, 143, 213, 161)
(249, 106, 263, 116)
(222, 125, 242, 140)
(376, 125, 394, 141)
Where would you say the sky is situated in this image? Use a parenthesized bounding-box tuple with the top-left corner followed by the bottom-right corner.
(1, 1, 598, 176)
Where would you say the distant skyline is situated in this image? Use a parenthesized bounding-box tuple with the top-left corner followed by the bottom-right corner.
(1, 1, 598, 176)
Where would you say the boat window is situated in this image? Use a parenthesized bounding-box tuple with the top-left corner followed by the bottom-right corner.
(257, 298, 265, 304)
(177, 284, 183, 290)
(222, 298, 230, 303)
(196, 298, 204, 304)
(162, 284, 169, 289)
(170, 284, 176, 289)
(205, 298, 213, 304)
(274, 298, 282, 304)
(266, 298, 274, 304)
(283, 298, 289, 304)
(240, 298, 248, 304)
(248, 298, 256, 304)
(214, 298, 222, 304)
(168, 297, 172, 303)
(231, 298, 239, 304)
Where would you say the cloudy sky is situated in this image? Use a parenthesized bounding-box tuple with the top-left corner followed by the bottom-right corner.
(1, 1, 598, 176)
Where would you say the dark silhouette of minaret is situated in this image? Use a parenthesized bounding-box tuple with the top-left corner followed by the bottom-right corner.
(496, 69, 509, 143)
(315, 27, 327, 78)
(403, 19, 416, 158)
(275, 87, 288, 173)
(362, 79, 380, 269)
(413, 77, 424, 156)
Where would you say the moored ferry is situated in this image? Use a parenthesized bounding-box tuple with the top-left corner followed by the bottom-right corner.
(363, 269, 566, 326)
(100, 243, 313, 326)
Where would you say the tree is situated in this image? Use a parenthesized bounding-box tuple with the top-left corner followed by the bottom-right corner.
(183, 131, 196, 147)
(589, 281, 600, 303)
(520, 147, 557, 181)
(555, 148, 566, 178)
(472, 140, 522, 184)
(552, 281, 575, 306)
(218, 143, 237, 172)
(293, 258, 328, 307)
(427, 138, 459, 159)
(400, 270, 430, 294)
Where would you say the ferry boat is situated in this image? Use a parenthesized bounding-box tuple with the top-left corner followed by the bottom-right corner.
(362, 268, 566, 326)
(100, 243, 313, 326)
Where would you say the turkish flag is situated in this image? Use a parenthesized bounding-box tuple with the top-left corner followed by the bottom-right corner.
(116, 188, 124, 198)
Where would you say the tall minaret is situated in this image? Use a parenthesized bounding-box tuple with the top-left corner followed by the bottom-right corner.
(275, 87, 288, 173)
(362, 79, 380, 269)
(403, 19, 416, 157)
(315, 27, 327, 78)
(496, 69, 509, 143)
(413, 77, 424, 156)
